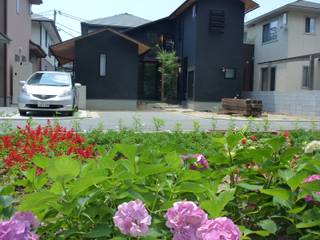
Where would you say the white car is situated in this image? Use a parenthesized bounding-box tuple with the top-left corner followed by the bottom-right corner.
(18, 71, 81, 116)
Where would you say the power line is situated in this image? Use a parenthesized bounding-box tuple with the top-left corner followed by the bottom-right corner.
(56, 22, 81, 34)
(57, 11, 87, 22)
(57, 27, 76, 38)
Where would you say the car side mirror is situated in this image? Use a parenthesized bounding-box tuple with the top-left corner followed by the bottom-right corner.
(75, 83, 82, 88)
(19, 81, 26, 86)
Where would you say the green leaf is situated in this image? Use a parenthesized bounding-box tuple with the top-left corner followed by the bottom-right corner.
(0, 196, 13, 208)
(296, 221, 320, 229)
(301, 180, 320, 192)
(280, 147, 301, 163)
(139, 164, 169, 177)
(260, 188, 291, 201)
(264, 136, 286, 153)
(175, 182, 208, 193)
(18, 191, 57, 213)
(83, 224, 112, 238)
(258, 219, 277, 235)
(114, 144, 137, 161)
(47, 156, 81, 183)
(225, 132, 243, 150)
(200, 189, 235, 218)
(32, 155, 49, 169)
(165, 151, 181, 169)
(68, 173, 108, 199)
(287, 171, 309, 191)
(288, 205, 307, 214)
(278, 169, 295, 182)
(238, 183, 263, 191)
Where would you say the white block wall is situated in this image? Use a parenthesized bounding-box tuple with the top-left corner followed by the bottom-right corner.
(243, 91, 320, 116)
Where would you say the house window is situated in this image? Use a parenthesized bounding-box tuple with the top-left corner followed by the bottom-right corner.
(16, 0, 20, 14)
(187, 70, 195, 100)
(192, 5, 197, 18)
(261, 67, 276, 91)
(209, 10, 225, 33)
(45, 32, 48, 48)
(99, 54, 107, 77)
(146, 32, 158, 46)
(262, 20, 278, 43)
(302, 66, 310, 88)
(305, 17, 316, 33)
(224, 68, 236, 79)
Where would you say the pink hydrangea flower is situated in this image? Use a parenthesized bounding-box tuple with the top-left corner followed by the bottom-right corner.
(165, 201, 208, 240)
(0, 212, 39, 240)
(11, 212, 39, 229)
(304, 175, 320, 202)
(180, 154, 209, 171)
(113, 199, 152, 237)
(197, 217, 241, 240)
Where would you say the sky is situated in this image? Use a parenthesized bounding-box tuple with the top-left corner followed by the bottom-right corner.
(32, 0, 320, 41)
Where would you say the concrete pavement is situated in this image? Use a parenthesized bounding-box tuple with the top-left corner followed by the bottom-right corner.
(0, 108, 319, 132)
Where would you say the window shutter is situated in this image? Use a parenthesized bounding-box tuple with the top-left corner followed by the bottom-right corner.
(209, 10, 225, 33)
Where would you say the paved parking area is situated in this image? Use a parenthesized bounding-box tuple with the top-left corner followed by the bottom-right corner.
(0, 107, 320, 132)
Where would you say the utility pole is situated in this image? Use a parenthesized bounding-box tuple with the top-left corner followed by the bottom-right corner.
(53, 9, 57, 25)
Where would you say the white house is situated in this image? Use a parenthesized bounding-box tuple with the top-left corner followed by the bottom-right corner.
(31, 14, 61, 72)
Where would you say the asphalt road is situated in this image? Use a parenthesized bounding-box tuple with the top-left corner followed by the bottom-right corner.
(0, 108, 319, 132)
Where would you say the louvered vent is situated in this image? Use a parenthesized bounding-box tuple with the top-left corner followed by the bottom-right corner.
(209, 10, 225, 33)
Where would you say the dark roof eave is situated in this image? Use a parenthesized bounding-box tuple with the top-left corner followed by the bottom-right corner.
(169, 0, 259, 19)
(124, 17, 171, 33)
(30, 0, 42, 5)
(30, 40, 47, 58)
(0, 33, 11, 43)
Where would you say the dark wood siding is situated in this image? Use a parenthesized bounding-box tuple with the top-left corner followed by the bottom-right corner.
(0, 0, 5, 105)
(127, 19, 176, 49)
(74, 31, 139, 100)
(191, 0, 245, 102)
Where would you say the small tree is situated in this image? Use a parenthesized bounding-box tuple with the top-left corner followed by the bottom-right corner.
(156, 47, 180, 101)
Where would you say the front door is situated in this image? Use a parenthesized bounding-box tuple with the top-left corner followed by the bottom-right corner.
(138, 61, 160, 100)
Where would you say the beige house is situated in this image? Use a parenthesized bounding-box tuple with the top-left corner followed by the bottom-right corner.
(0, 0, 43, 106)
(245, 0, 320, 91)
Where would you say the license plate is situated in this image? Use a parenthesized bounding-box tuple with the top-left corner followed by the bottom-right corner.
(37, 102, 50, 108)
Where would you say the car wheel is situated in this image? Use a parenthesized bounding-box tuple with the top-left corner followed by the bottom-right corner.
(19, 110, 27, 116)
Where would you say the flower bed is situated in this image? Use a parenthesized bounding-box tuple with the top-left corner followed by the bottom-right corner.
(1, 126, 320, 239)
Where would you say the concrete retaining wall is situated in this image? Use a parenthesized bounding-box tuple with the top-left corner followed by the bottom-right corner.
(243, 91, 320, 116)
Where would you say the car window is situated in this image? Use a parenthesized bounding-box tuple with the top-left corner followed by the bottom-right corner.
(27, 73, 71, 87)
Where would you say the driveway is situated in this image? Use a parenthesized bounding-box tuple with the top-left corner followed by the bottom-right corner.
(0, 107, 320, 132)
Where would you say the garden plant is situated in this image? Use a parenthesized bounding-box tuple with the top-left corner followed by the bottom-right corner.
(1, 122, 320, 239)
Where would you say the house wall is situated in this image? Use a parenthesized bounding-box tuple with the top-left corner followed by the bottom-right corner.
(246, 10, 320, 92)
(127, 19, 176, 48)
(288, 11, 320, 57)
(6, 0, 32, 101)
(176, 5, 197, 70)
(75, 31, 139, 109)
(31, 21, 58, 71)
(246, 13, 289, 91)
(0, 0, 5, 105)
(194, 0, 245, 102)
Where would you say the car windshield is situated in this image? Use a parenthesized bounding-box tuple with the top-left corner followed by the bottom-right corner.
(27, 73, 71, 87)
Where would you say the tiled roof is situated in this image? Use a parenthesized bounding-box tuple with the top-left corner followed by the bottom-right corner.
(85, 13, 150, 28)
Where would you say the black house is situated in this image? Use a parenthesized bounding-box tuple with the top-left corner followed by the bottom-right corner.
(51, 0, 258, 110)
